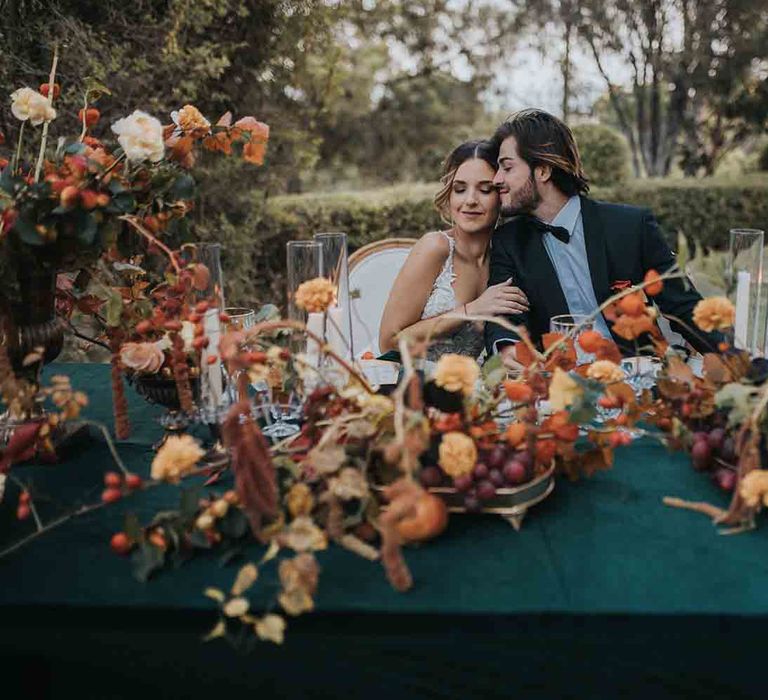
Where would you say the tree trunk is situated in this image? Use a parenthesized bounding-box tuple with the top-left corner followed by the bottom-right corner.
(561, 20, 573, 121)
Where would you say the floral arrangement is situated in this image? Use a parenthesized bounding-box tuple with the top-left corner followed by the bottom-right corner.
(0, 49, 269, 442)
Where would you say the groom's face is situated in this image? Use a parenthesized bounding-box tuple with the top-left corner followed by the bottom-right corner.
(493, 136, 541, 217)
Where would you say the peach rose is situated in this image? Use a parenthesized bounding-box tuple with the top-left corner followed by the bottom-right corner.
(11, 87, 56, 125)
(294, 277, 336, 313)
(120, 342, 164, 374)
(111, 110, 164, 163)
(438, 432, 477, 478)
(693, 296, 735, 333)
(433, 354, 480, 396)
(587, 360, 625, 384)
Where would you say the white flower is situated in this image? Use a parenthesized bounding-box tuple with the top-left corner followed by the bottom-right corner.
(11, 87, 56, 125)
(111, 110, 165, 163)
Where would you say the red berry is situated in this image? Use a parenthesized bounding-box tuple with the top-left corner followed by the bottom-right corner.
(219, 312, 231, 323)
(78, 107, 100, 127)
(163, 320, 183, 332)
(135, 320, 153, 335)
(125, 473, 143, 490)
(104, 471, 122, 488)
(192, 336, 209, 350)
(195, 301, 209, 314)
(716, 468, 736, 492)
(503, 460, 527, 485)
(110, 532, 132, 555)
(19, 490, 30, 505)
(17, 504, 31, 520)
(39, 83, 61, 99)
(206, 355, 218, 365)
(101, 488, 122, 504)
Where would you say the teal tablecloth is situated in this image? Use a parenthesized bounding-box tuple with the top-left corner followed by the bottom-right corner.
(1, 363, 767, 699)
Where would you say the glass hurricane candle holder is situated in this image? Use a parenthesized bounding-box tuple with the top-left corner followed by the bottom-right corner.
(315, 231, 353, 361)
(728, 228, 764, 356)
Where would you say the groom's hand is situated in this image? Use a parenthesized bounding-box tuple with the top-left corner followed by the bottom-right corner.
(500, 344, 523, 371)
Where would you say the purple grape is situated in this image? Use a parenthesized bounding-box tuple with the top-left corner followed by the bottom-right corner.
(516, 450, 533, 469)
(486, 446, 507, 470)
(472, 462, 489, 480)
(707, 428, 725, 451)
(477, 480, 497, 501)
(488, 469, 505, 488)
(692, 431, 709, 445)
(691, 440, 711, 471)
(720, 437, 736, 463)
(419, 466, 443, 488)
(453, 474, 473, 492)
(503, 460, 527, 485)
(463, 494, 481, 512)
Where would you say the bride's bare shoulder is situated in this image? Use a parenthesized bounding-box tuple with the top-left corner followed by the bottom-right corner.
(411, 230, 451, 260)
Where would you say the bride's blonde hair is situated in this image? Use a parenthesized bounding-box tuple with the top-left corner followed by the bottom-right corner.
(433, 140, 499, 225)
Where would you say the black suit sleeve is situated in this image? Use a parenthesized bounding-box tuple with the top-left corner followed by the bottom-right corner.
(484, 233, 530, 355)
(639, 211, 721, 353)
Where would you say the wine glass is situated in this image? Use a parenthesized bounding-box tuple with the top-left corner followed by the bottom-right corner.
(550, 314, 594, 365)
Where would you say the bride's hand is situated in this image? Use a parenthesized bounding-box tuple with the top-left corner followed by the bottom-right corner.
(467, 278, 529, 317)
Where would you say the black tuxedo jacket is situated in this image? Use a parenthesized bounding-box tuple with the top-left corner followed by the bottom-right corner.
(484, 196, 719, 356)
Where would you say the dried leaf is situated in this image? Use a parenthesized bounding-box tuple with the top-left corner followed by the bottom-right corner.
(223, 597, 250, 618)
(260, 539, 280, 565)
(702, 354, 731, 384)
(307, 445, 346, 474)
(667, 356, 695, 385)
(231, 563, 259, 596)
(202, 620, 226, 642)
(204, 587, 226, 603)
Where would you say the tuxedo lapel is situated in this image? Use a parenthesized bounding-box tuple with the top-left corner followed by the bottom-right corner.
(580, 196, 611, 306)
(518, 222, 569, 327)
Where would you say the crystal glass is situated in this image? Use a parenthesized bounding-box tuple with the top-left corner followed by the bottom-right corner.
(223, 307, 256, 331)
(550, 314, 594, 365)
(727, 228, 764, 355)
(287, 240, 323, 322)
(315, 232, 353, 360)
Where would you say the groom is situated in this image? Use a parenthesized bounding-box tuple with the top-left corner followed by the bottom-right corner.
(484, 108, 718, 360)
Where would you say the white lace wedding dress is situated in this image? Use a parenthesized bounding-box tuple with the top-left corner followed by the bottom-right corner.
(420, 231, 485, 363)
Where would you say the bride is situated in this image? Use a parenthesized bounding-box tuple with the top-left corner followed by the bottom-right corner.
(379, 140, 529, 361)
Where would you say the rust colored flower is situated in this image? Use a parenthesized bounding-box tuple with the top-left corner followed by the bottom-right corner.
(433, 354, 479, 396)
(548, 367, 582, 411)
(120, 341, 165, 374)
(285, 483, 314, 517)
(543, 411, 579, 442)
(739, 469, 768, 508)
(693, 296, 735, 333)
(505, 422, 527, 447)
(151, 434, 205, 482)
(578, 330, 603, 354)
(644, 269, 663, 296)
(174, 104, 210, 133)
(587, 360, 624, 384)
(438, 431, 477, 478)
(294, 277, 336, 313)
(617, 292, 646, 317)
(612, 313, 656, 341)
(503, 380, 533, 403)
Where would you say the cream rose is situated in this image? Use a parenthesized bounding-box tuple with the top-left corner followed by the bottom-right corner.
(120, 342, 165, 374)
(11, 87, 56, 125)
(111, 110, 165, 163)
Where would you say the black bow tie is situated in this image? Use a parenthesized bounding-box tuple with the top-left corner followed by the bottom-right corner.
(526, 216, 571, 244)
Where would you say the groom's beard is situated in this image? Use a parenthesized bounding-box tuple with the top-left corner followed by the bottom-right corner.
(500, 175, 541, 218)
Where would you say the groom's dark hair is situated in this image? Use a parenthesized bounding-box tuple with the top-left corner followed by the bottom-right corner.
(492, 109, 589, 196)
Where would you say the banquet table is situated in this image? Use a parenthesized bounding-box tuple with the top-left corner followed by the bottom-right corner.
(1, 363, 767, 699)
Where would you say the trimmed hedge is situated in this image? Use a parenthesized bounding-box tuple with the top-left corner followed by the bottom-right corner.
(571, 124, 632, 186)
(230, 176, 768, 307)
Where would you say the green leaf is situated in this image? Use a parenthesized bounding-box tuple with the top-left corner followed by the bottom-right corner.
(76, 211, 98, 245)
(64, 142, 87, 155)
(105, 289, 123, 326)
(481, 354, 505, 390)
(14, 215, 44, 246)
(179, 486, 203, 521)
(106, 191, 136, 214)
(189, 529, 213, 549)
(169, 173, 195, 201)
(124, 512, 142, 542)
(715, 383, 759, 427)
(254, 304, 280, 322)
(131, 542, 165, 582)
(219, 507, 248, 539)
(84, 77, 112, 101)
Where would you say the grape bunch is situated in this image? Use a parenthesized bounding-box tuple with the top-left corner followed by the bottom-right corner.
(690, 427, 737, 491)
(419, 444, 534, 512)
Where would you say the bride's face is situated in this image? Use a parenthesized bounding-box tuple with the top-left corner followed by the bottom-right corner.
(449, 158, 499, 234)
